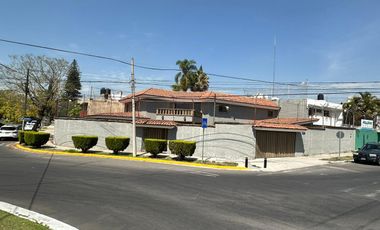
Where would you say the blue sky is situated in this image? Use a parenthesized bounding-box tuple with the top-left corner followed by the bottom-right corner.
(1, 0, 380, 101)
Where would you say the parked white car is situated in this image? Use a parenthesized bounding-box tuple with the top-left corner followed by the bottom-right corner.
(0, 125, 22, 140)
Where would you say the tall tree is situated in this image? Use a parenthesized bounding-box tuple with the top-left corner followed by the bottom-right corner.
(172, 59, 209, 92)
(64, 59, 81, 101)
(194, 66, 209, 91)
(343, 92, 380, 126)
(172, 59, 197, 91)
(0, 55, 69, 124)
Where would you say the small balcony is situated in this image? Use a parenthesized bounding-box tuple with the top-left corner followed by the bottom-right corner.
(156, 108, 200, 123)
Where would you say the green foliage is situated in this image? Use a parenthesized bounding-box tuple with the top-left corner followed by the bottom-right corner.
(72, 135, 98, 153)
(169, 140, 196, 160)
(105, 136, 130, 154)
(172, 59, 209, 92)
(18, 130, 25, 144)
(144, 139, 167, 157)
(343, 92, 380, 126)
(0, 55, 69, 125)
(0, 210, 50, 230)
(64, 59, 81, 101)
(24, 131, 50, 148)
(68, 102, 82, 117)
(0, 90, 37, 123)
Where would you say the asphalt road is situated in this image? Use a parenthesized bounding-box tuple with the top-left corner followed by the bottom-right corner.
(1, 141, 380, 230)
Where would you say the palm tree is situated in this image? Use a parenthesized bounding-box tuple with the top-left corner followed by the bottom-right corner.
(194, 66, 209, 91)
(343, 92, 380, 126)
(172, 60, 209, 92)
(172, 59, 197, 91)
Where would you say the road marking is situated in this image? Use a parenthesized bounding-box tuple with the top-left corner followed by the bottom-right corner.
(325, 165, 360, 173)
(0, 143, 4, 146)
(188, 171, 219, 177)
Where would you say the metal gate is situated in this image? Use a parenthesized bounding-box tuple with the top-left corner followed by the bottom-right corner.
(256, 130, 296, 158)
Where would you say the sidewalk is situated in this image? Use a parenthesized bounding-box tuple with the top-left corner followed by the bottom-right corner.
(250, 152, 353, 172)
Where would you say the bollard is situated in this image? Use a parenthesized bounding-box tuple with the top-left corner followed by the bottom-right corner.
(264, 158, 267, 168)
(245, 157, 248, 168)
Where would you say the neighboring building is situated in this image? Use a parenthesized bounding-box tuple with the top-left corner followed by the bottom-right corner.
(80, 99, 124, 117)
(278, 96, 343, 127)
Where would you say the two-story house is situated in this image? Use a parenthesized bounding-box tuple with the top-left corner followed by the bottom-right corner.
(119, 88, 280, 125)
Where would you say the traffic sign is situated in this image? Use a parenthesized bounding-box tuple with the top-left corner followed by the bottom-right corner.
(201, 118, 208, 129)
(336, 131, 344, 139)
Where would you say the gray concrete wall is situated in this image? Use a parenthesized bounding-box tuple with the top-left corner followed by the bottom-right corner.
(295, 132, 305, 157)
(302, 128, 355, 155)
(138, 101, 172, 119)
(55, 119, 256, 163)
(278, 99, 308, 119)
(171, 124, 256, 162)
(201, 103, 274, 124)
(54, 119, 144, 151)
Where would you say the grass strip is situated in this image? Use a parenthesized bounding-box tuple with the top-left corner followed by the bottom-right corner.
(0, 210, 49, 230)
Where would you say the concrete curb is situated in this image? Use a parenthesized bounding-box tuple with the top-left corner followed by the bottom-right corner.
(0, 201, 78, 230)
(14, 144, 248, 171)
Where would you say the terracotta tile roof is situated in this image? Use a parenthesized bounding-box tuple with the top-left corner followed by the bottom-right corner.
(257, 118, 318, 125)
(84, 113, 176, 127)
(136, 119, 177, 127)
(120, 88, 279, 109)
(253, 121, 307, 131)
(252, 118, 312, 131)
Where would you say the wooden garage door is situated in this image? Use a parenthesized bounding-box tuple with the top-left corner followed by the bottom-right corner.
(256, 130, 296, 158)
(143, 128, 168, 140)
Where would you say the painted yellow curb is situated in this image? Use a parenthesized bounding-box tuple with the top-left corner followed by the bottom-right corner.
(14, 144, 247, 171)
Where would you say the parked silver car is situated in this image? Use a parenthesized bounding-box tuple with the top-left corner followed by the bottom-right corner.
(0, 124, 22, 140)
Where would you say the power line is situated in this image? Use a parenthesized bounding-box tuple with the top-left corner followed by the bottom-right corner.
(2, 62, 380, 94)
(0, 38, 302, 86)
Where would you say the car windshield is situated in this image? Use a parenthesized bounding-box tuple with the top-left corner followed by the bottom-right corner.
(363, 144, 380, 150)
(0, 127, 16, 131)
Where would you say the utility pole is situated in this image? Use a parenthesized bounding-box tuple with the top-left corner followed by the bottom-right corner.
(271, 35, 276, 98)
(23, 69, 29, 116)
(22, 69, 29, 131)
(131, 58, 137, 157)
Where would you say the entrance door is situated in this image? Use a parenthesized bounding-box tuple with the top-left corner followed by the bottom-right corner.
(256, 130, 296, 158)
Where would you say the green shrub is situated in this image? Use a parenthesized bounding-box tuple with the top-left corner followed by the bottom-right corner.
(169, 140, 196, 160)
(72, 135, 98, 153)
(18, 131, 25, 144)
(105, 136, 130, 154)
(24, 131, 50, 148)
(144, 139, 167, 157)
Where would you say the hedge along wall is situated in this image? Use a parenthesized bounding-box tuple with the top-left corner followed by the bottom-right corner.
(24, 131, 50, 147)
(54, 119, 143, 151)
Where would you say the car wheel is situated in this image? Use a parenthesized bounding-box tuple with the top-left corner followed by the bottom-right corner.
(354, 158, 359, 163)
